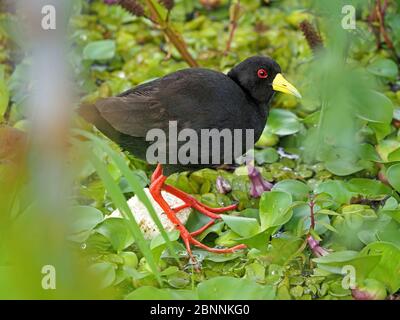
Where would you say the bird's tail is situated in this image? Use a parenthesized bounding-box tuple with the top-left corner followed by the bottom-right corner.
(77, 102, 120, 142)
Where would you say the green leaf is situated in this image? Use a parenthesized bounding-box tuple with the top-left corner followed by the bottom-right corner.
(265, 109, 301, 136)
(125, 287, 197, 300)
(347, 178, 392, 199)
(356, 91, 393, 124)
(376, 139, 400, 162)
(315, 180, 353, 206)
(68, 206, 103, 242)
(284, 203, 331, 235)
(220, 215, 260, 238)
(322, 147, 364, 176)
(197, 276, 276, 300)
(83, 40, 116, 60)
(88, 262, 116, 288)
(387, 163, 400, 192)
(359, 144, 383, 162)
(273, 179, 311, 201)
(238, 228, 273, 251)
(313, 250, 358, 264)
(360, 242, 400, 293)
(254, 147, 279, 164)
(0, 65, 9, 120)
(367, 58, 399, 79)
(259, 191, 293, 230)
(96, 218, 135, 252)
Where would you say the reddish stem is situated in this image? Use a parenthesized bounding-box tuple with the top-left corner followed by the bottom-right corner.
(309, 199, 315, 230)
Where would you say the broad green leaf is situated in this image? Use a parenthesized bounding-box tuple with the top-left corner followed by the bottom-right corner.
(150, 230, 180, 263)
(68, 206, 103, 242)
(273, 179, 310, 201)
(315, 180, 353, 206)
(125, 287, 197, 300)
(197, 276, 276, 300)
(376, 139, 400, 162)
(238, 228, 273, 251)
(367, 58, 398, 79)
(88, 262, 116, 288)
(322, 147, 364, 176)
(83, 40, 116, 60)
(265, 109, 301, 136)
(387, 148, 400, 162)
(220, 215, 260, 238)
(96, 218, 135, 251)
(313, 250, 358, 264)
(263, 237, 304, 266)
(315, 254, 381, 283)
(347, 178, 392, 199)
(254, 147, 279, 164)
(356, 91, 393, 124)
(284, 203, 331, 235)
(259, 191, 293, 230)
(359, 144, 383, 162)
(387, 163, 400, 192)
(360, 242, 400, 293)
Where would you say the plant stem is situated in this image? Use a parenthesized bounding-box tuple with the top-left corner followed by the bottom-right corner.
(145, 0, 198, 67)
(224, 0, 242, 55)
(309, 198, 315, 230)
(225, 21, 237, 55)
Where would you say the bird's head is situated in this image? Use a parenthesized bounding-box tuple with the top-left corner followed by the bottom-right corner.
(227, 56, 301, 103)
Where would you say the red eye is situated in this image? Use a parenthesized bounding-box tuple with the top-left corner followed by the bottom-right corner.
(257, 68, 268, 79)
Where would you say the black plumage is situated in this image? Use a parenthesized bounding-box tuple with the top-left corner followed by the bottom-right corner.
(79, 56, 299, 174)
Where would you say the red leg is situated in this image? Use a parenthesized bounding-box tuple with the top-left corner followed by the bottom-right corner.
(148, 164, 246, 262)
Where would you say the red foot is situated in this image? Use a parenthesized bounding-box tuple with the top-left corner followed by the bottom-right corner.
(149, 164, 247, 264)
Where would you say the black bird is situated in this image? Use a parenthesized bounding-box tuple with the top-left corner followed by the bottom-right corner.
(79, 56, 301, 261)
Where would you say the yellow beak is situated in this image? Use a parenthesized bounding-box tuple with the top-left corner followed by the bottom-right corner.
(272, 73, 302, 98)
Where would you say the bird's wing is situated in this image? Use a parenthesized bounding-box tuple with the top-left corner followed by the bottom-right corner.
(94, 80, 169, 137)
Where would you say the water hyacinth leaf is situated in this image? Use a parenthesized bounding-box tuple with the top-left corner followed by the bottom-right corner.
(313, 250, 358, 264)
(88, 262, 117, 288)
(195, 250, 244, 263)
(150, 230, 180, 263)
(264, 237, 305, 266)
(359, 242, 400, 293)
(68, 206, 103, 242)
(220, 215, 260, 238)
(83, 40, 116, 60)
(273, 179, 311, 201)
(387, 148, 400, 162)
(347, 178, 393, 199)
(125, 287, 197, 300)
(359, 144, 383, 162)
(367, 58, 399, 79)
(376, 139, 400, 162)
(259, 191, 293, 230)
(316, 255, 381, 283)
(369, 122, 392, 141)
(265, 109, 301, 136)
(238, 229, 273, 251)
(284, 203, 331, 235)
(96, 218, 135, 251)
(254, 147, 279, 164)
(321, 147, 364, 176)
(314, 180, 353, 206)
(356, 91, 393, 124)
(197, 276, 276, 300)
(387, 163, 400, 193)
